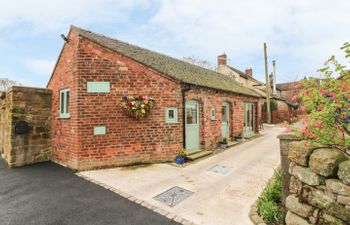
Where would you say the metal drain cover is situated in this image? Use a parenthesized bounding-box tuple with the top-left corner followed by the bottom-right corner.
(153, 186, 193, 207)
(208, 165, 232, 175)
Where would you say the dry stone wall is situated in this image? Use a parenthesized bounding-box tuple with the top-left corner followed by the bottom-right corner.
(279, 134, 350, 225)
(0, 86, 52, 167)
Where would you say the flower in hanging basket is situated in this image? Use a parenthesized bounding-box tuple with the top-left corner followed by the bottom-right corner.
(120, 95, 155, 118)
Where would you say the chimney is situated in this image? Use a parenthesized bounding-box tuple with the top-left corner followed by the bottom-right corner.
(217, 53, 227, 66)
(272, 60, 277, 95)
(245, 68, 253, 76)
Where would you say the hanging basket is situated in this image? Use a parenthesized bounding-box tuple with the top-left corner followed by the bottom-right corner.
(119, 95, 155, 119)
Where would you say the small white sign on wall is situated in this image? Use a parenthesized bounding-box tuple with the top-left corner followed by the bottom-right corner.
(87, 82, 110, 93)
(94, 126, 106, 135)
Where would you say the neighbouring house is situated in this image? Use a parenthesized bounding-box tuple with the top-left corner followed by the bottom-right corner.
(47, 26, 260, 170)
(215, 53, 296, 124)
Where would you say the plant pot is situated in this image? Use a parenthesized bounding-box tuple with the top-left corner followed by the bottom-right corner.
(235, 136, 243, 142)
(175, 156, 185, 165)
(219, 142, 227, 149)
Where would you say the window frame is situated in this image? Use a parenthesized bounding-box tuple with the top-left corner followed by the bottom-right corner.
(59, 88, 70, 119)
(165, 107, 178, 124)
(210, 107, 216, 120)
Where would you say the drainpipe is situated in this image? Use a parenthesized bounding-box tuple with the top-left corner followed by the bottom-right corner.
(181, 83, 191, 149)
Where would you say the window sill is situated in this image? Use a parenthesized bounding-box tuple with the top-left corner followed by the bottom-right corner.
(58, 116, 70, 119)
(166, 122, 179, 124)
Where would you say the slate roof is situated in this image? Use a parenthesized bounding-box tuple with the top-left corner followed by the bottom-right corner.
(227, 66, 262, 84)
(72, 26, 259, 97)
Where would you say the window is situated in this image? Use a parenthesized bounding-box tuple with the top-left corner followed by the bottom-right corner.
(165, 107, 178, 123)
(211, 107, 216, 120)
(59, 89, 70, 118)
(186, 105, 198, 124)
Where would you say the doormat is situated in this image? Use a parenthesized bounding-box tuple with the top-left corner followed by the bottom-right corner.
(208, 165, 232, 175)
(153, 186, 194, 207)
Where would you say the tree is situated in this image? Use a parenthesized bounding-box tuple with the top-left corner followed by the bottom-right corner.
(182, 55, 213, 69)
(288, 42, 350, 153)
(0, 78, 21, 92)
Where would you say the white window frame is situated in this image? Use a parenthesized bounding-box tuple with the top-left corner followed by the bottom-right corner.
(165, 107, 178, 124)
(59, 88, 70, 118)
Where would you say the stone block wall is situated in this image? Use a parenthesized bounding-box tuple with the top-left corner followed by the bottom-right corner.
(0, 86, 52, 167)
(279, 135, 350, 224)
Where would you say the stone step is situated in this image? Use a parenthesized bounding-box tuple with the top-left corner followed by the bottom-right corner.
(186, 150, 213, 161)
(244, 133, 256, 139)
(227, 141, 239, 147)
(186, 150, 202, 156)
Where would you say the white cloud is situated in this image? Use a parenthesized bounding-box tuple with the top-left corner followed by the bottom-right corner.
(0, 0, 151, 32)
(24, 58, 55, 76)
(148, 0, 350, 82)
(0, 0, 349, 84)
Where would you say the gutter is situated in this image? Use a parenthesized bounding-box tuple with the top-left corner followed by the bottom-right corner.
(181, 83, 191, 149)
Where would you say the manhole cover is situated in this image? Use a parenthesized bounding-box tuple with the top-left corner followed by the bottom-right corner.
(208, 165, 232, 174)
(153, 186, 193, 207)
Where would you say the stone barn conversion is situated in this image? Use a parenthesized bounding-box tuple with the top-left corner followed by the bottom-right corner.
(46, 26, 260, 170)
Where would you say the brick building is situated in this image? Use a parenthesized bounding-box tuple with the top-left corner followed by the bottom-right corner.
(47, 26, 260, 170)
(215, 54, 296, 124)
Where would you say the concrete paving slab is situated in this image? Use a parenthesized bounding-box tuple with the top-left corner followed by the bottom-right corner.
(79, 126, 283, 225)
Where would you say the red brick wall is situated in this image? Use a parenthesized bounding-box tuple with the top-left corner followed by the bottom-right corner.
(74, 37, 184, 170)
(186, 87, 259, 149)
(49, 28, 260, 170)
(47, 30, 80, 168)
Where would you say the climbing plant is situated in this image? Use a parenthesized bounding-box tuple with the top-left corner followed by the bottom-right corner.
(288, 42, 350, 153)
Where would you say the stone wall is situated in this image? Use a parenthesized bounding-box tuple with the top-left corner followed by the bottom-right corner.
(279, 134, 350, 224)
(0, 86, 52, 167)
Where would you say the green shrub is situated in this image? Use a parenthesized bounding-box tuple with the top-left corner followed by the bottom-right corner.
(257, 169, 282, 224)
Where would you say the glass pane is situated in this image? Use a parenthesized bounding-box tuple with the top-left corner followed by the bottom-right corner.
(222, 106, 227, 123)
(247, 107, 250, 126)
(186, 105, 197, 124)
(60, 92, 64, 114)
(66, 91, 70, 114)
(168, 109, 174, 119)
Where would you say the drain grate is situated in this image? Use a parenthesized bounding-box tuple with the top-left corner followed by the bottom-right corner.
(208, 165, 232, 175)
(153, 186, 193, 207)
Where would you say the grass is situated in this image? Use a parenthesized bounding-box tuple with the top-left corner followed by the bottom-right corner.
(257, 169, 282, 224)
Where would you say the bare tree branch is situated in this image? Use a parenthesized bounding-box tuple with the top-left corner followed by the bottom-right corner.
(0, 78, 21, 92)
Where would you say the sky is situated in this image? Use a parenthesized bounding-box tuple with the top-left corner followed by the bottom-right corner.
(0, 0, 349, 87)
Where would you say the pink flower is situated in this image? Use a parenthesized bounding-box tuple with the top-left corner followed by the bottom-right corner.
(291, 95, 298, 102)
(294, 83, 302, 88)
(300, 106, 306, 113)
(320, 89, 327, 96)
(314, 122, 322, 129)
(317, 105, 323, 111)
(301, 125, 309, 134)
(329, 92, 335, 97)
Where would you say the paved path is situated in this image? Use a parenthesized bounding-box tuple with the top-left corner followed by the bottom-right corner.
(0, 159, 179, 225)
(80, 126, 283, 225)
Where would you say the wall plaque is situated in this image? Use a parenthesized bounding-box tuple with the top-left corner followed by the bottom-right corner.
(14, 121, 29, 134)
(94, 126, 106, 135)
(87, 82, 110, 93)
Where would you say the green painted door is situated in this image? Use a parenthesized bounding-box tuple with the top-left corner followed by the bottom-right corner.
(221, 102, 230, 140)
(185, 100, 200, 152)
(244, 102, 255, 136)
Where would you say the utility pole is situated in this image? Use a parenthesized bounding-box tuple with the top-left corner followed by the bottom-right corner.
(264, 43, 271, 124)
